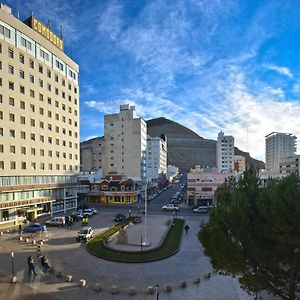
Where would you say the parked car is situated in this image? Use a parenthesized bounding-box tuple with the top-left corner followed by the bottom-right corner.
(193, 206, 209, 214)
(170, 198, 181, 205)
(45, 216, 66, 226)
(114, 213, 126, 222)
(161, 204, 180, 211)
(89, 208, 98, 214)
(82, 209, 94, 216)
(22, 223, 47, 233)
(76, 227, 94, 242)
(70, 211, 83, 221)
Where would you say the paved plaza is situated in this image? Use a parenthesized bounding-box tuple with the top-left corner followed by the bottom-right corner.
(0, 212, 253, 300)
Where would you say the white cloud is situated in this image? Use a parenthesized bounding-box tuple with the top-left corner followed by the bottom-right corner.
(264, 64, 293, 78)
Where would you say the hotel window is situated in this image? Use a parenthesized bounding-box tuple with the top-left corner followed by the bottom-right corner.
(40, 49, 49, 61)
(47, 69, 51, 78)
(21, 37, 32, 50)
(0, 78, 2, 86)
(10, 129, 15, 138)
(21, 147, 26, 154)
(69, 141, 72, 147)
(74, 87, 78, 94)
(21, 162, 26, 170)
(8, 48, 13, 58)
(56, 164, 60, 170)
(48, 97, 52, 105)
(30, 89, 35, 97)
(63, 164, 66, 170)
(39, 107, 44, 115)
(55, 101, 59, 108)
(0, 161, 4, 169)
(55, 126, 59, 133)
(19, 54, 24, 64)
(30, 119, 35, 127)
(74, 121, 78, 127)
(48, 124, 52, 131)
(39, 79, 43, 87)
(0, 95, 2, 103)
(0, 128, 3, 136)
(40, 135, 44, 142)
(56, 151, 60, 158)
(62, 91, 65, 98)
(0, 61, 2, 70)
(62, 79, 65, 86)
(0, 111, 2, 119)
(49, 163, 53, 170)
(20, 101, 25, 109)
(69, 130, 72, 136)
(21, 131, 25, 139)
(9, 97, 14, 106)
(55, 88, 59, 95)
(9, 113, 15, 122)
(40, 121, 44, 129)
(39, 93, 43, 101)
(29, 59, 34, 69)
(68, 107, 72, 113)
(19, 70, 25, 79)
(48, 150, 52, 157)
(8, 65, 14, 74)
(62, 104, 66, 111)
(30, 75, 34, 83)
(48, 111, 52, 118)
(40, 149, 44, 156)
(31, 148, 36, 155)
(62, 140, 66, 146)
(39, 65, 43, 74)
(74, 110, 78, 116)
(31, 133, 35, 141)
(63, 153, 66, 158)
(68, 95, 71, 102)
(31, 162, 36, 170)
(11, 161, 16, 169)
(41, 163, 45, 170)
(48, 137, 52, 144)
(62, 128, 66, 135)
(68, 83, 71, 90)
(55, 139, 59, 145)
(10, 145, 15, 153)
(74, 98, 77, 105)
(20, 116, 25, 124)
(9, 81, 14, 90)
(55, 113, 59, 120)
(30, 104, 35, 112)
(68, 119, 72, 125)
(55, 74, 58, 82)
(20, 85, 25, 94)
(62, 116, 66, 122)
(0, 24, 10, 38)
(69, 153, 72, 159)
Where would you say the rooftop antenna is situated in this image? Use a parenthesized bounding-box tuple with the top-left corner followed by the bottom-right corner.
(31, 11, 33, 17)
(60, 25, 63, 40)
(47, 19, 51, 29)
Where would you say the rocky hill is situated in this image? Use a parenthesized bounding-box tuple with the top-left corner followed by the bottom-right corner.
(146, 117, 265, 171)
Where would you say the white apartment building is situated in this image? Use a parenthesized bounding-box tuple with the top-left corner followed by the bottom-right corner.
(146, 135, 167, 182)
(216, 131, 234, 173)
(265, 132, 297, 172)
(0, 5, 80, 228)
(80, 136, 104, 172)
(103, 104, 147, 182)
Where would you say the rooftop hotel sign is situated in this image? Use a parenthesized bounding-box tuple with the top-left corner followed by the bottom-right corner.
(24, 16, 64, 51)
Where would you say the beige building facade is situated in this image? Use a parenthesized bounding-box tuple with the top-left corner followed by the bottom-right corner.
(234, 155, 246, 172)
(0, 4, 80, 228)
(103, 104, 147, 182)
(279, 155, 300, 175)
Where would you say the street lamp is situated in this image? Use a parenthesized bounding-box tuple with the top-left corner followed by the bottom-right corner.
(10, 251, 16, 283)
(155, 284, 160, 300)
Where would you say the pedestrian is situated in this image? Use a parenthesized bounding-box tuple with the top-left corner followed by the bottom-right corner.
(27, 256, 36, 275)
(184, 224, 190, 234)
(85, 216, 89, 226)
(66, 217, 71, 229)
(40, 256, 50, 273)
(18, 224, 22, 235)
(81, 217, 85, 227)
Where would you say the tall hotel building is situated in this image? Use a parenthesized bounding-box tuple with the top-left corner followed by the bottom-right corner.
(0, 4, 80, 228)
(265, 132, 297, 172)
(104, 104, 147, 182)
(216, 131, 234, 173)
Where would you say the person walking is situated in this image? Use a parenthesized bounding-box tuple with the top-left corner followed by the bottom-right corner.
(27, 256, 36, 275)
(184, 224, 190, 234)
(40, 256, 50, 273)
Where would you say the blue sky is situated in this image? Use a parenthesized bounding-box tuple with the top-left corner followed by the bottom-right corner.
(6, 0, 300, 161)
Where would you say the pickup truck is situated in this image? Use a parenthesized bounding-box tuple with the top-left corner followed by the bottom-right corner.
(161, 204, 180, 211)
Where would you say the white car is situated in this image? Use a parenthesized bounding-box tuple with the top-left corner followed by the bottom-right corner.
(77, 227, 94, 242)
(193, 206, 209, 213)
(162, 204, 180, 211)
(82, 209, 94, 216)
(45, 216, 65, 226)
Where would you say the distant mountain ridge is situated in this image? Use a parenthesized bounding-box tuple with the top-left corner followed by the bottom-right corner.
(146, 117, 265, 171)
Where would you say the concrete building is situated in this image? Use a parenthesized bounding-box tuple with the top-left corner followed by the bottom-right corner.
(279, 155, 300, 175)
(103, 104, 147, 182)
(265, 132, 297, 172)
(0, 5, 80, 228)
(187, 170, 232, 206)
(80, 136, 104, 172)
(216, 131, 234, 173)
(146, 134, 167, 182)
(234, 155, 246, 172)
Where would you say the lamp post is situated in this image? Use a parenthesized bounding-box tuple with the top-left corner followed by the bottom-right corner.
(11, 251, 16, 283)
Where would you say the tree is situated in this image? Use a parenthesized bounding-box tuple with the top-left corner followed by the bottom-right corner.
(199, 169, 300, 300)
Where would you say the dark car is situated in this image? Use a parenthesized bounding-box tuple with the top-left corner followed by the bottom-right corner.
(22, 223, 47, 233)
(114, 213, 126, 222)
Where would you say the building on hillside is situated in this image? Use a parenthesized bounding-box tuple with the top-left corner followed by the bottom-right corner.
(80, 136, 104, 172)
(146, 134, 167, 182)
(265, 132, 297, 172)
(0, 5, 81, 228)
(279, 155, 300, 175)
(190, 165, 218, 173)
(103, 104, 147, 182)
(234, 155, 246, 172)
(187, 170, 232, 206)
(87, 173, 142, 205)
(216, 131, 234, 173)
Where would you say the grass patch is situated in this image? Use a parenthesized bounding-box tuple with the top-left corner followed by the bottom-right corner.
(87, 218, 185, 263)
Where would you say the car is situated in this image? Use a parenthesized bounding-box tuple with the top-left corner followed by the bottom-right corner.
(89, 208, 98, 214)
(170, 198, 181, 205)
(76, 227, 94, 242)
(71, 211, 83, 220)
(45, 216, 66, 226)
(82, 209, 94, 216)
(22, 223, 47, 233)
(114, 213, 126, 222)
(193, 206, 209, 213)
(161, 204, 180, 211)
